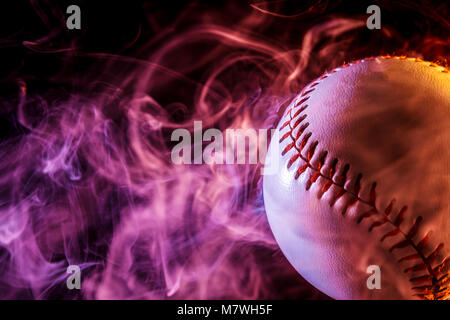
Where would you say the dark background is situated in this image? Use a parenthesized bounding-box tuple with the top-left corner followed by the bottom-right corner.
(1, 0, 449, 141)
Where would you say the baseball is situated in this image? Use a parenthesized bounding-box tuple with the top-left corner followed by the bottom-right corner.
(263, 56, 450, 300)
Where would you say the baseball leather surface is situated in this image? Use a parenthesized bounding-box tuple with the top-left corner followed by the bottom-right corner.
(263, 56, 450, 300)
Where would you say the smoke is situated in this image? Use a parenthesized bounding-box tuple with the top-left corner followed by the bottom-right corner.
(0, 0, 448, 299)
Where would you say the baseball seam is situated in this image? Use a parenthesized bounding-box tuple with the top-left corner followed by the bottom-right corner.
(278, 56, 450, 300)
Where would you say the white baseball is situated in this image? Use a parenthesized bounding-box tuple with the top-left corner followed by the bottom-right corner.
(263, 56, 450, 300)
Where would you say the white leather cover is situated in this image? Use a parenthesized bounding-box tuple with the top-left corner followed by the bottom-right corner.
(263, 56, 450, 300)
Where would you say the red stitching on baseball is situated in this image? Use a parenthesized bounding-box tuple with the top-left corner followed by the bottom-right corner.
(280, 56, 450, 300)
